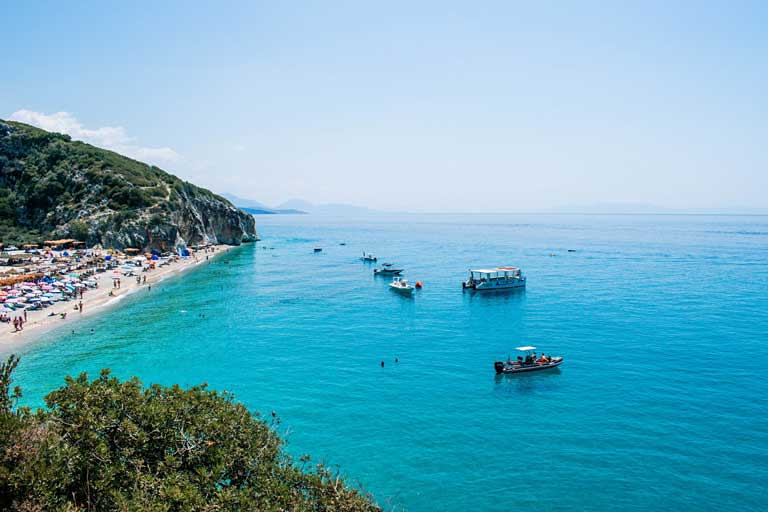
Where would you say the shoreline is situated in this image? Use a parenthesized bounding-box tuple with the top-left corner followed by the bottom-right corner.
(0, 244, 237, 353)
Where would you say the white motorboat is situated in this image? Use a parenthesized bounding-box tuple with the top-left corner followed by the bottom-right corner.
(389, 277, 414, 295)
(361, 252, 377, 262)
(462, 267, 525, 291)
(494, 346, 563, 374)
(374, 263, 403, 276)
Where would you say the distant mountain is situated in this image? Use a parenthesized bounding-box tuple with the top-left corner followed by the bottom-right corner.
(221, 193, 306, 214)
(0, 120, 257, 249)
(275, 199, 375, 216)
(549, 202, 768, 215)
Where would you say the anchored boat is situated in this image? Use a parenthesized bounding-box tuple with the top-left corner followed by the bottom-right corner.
(463, 267, 525, 291)
(494, 346, 563, 374)
(389, 277, 414, 295)
(361, 252, 377, 262)
(374, 263, 403, 276)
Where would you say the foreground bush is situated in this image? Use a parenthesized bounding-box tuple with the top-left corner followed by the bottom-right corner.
(0, 355, 378, 511)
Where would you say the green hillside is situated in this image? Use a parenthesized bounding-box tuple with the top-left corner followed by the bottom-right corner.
(0, 120, 256, 249)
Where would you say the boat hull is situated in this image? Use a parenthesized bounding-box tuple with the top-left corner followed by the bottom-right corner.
(389, 284, 414, 295)
(375, 269, 403, 276)
(464, 279, 525, 291)
(494, 358, 563, 374)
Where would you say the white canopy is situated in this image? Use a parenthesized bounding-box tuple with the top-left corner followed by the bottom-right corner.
(515, 346, 536, 351)
(470, 267, 520, 274)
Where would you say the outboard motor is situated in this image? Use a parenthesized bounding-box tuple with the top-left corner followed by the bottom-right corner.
(494, 361, 505, 374)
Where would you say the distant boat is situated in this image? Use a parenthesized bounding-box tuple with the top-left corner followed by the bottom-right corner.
(374, 263, 403, 276)
(361, 252, 377, 262)
(494, 346, 563, 374)
(462, 267, 525, 291)
(314, 248, 323, 253)
(389, 277, 414, 295)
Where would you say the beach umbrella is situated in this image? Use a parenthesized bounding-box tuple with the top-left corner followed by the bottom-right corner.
(74, 283, 86, 288)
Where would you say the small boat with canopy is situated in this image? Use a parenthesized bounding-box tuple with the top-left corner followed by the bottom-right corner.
(494, 346, 563, 374)
(463, 267, 526, 291)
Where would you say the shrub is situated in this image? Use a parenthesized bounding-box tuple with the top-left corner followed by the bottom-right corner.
(0, 356, 378, 511)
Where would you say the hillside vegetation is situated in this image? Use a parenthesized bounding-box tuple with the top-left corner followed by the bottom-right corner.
(0, 355, 379, 511)
(0, 120, 256, 249)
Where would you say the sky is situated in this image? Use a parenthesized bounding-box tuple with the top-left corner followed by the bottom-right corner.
(2, 1, 767, 212)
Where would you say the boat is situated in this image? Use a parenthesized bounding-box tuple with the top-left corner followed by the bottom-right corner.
(361, 252, 377, 262)
(374, 263, 403, 276)
(314, 247, 323, 253)
(389, 277, 414, 295)
(462, 267, 525, 291)
(494, 346, 563, 374)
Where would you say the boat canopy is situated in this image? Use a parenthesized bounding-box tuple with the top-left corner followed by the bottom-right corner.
(515, 346, 536, 351)
(470, 267, 519, 274)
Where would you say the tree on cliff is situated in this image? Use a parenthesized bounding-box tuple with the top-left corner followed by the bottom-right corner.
(0, 355, 378, 511)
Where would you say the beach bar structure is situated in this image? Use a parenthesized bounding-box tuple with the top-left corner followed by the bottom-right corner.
(43, 239, 86, 250)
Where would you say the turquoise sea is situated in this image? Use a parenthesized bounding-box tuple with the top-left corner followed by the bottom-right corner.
(8, 214, 768, 511)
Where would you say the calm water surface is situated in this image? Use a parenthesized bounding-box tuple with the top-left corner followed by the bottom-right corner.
(9, 214, 768, 511)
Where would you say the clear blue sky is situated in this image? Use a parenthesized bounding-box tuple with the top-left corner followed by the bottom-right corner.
(2, 1, 766, 211)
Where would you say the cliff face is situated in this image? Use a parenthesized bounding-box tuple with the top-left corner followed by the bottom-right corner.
(0, 120, 257, 249)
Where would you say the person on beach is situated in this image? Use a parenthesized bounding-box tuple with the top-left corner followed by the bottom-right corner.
(78, 301, 83, 313)
(23, 310, 27, 322)
(13, 317, 18, 332)
(143, 275, 147, 284)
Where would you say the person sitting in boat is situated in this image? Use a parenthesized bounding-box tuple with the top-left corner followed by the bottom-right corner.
(537, 354, 549, 364)
(524, 354, 533, 364)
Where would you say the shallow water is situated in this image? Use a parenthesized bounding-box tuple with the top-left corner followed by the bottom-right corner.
(9, 214, 768, 511)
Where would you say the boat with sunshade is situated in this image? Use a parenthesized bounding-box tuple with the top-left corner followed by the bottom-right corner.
(494, 346, 563, 374)
(463, 266, 525, 291)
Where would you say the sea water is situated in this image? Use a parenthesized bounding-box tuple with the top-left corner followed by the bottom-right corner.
(8, 214, 768, 511)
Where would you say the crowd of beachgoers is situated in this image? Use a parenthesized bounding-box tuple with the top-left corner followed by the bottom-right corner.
(0, 242, 223, 344)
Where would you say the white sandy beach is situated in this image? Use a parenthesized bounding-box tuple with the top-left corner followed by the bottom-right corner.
(0, 244, 234, 351)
